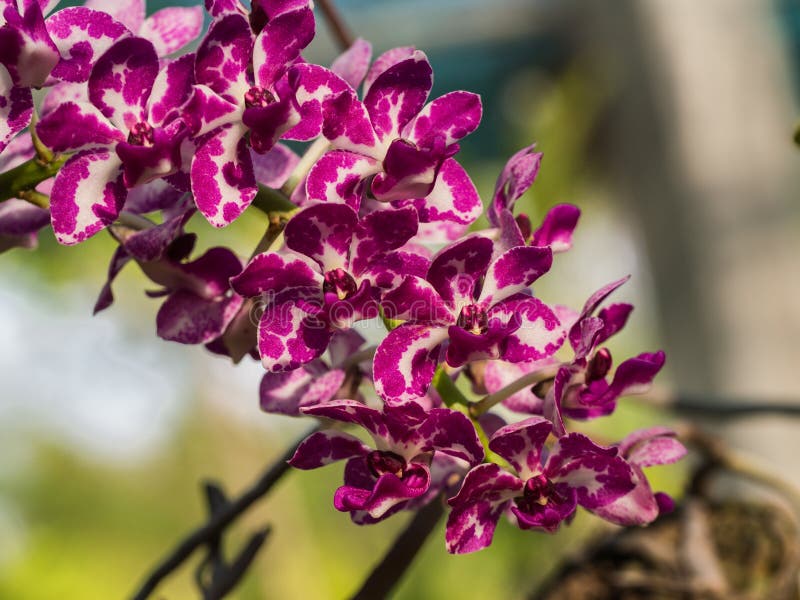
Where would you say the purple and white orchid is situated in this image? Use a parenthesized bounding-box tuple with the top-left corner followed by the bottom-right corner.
(446, 416, 637, 554)
(289, 399, 483, 523)
(36, 36, 194, 244)
(374, 235, 565, 404)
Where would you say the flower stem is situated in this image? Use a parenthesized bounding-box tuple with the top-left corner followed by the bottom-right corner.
(281, 137, 329, 197)
(0, 155, 66, 203)
(350, 497, 444, 600)
(317, 0, 355, 50)
(468, 364, 560, 418)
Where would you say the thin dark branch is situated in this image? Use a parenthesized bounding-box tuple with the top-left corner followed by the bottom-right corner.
(204, 527, 272, 600)
(130, 425, 318, 600)
(671, 397, 800, 418)
(351, 498, 445, 600)
(317, 0, 354, 51)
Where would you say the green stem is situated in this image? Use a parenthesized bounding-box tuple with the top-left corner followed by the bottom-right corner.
(432, 366, 469, 408)
(468, 364, 560, 418)
(251, 185, 296, 215)
(0, 155, 66, 203)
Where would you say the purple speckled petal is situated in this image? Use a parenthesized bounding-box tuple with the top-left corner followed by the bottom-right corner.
(417, 408, 483, 465)
(478, 245, 553, 308)
(36, 101, 123, 153)
(258, 360, 323, 415)
(407, 90, 482, 149)
(582, 351, 666, 408)
(328, 329, 366, 367)
(88, 36, 158, 132)
(445, 463, 522, 554)
(490, 144, 542, 225)
(183, 84, 241, 137)
(177, 246, 243, 297)
(93, 245, 131, 312)
(349, 206, 418, 276)
(595, 302, 633, 346)
(83, 0, 143, 32)
(374, 323, 448, 405)
(301, 398, 383, 432)
(445, 323, 512, 367)
(242, 94, 295, 153)
(577, 276, 630, 323)
(381, 276, 454, 323)
(203, 0, 243, 19)
(140, 6, 204, 57)
(330, 37, 371, 89)
(148, 53, 195, 127)
(363, 46, 415, 93)
(284, 202, 357, 272)
(394, 158, 480, 227)
(591, 465, 659, 526)
(230, 250, 322, 297)
(250, 143, 298, 188)
(531, 204, 580, 253)
(288, 430, 370, 469)
(619, 427, 686, 468)
(304, 149, 379, 209)
(0, 197, 49, 236)
(427, 235, 494, 308)
(49, 149, 125, 245)
(370, 137, 442, 202)
(362, 250, 430, 291)
(492, 294, 565, 364)
(194, 13, 252, 99)
(488, 416, 551, 478)
(119, 210, 190, 262)
(318, 87, 380, 156)
(258, 294, 331, 371)
(0, 2, 59, 88)
(286, 64, 368, 148)
(157, 290, 244, 344)
(46, 7, 129, 83)
(363, 50, 432, 142)
(191, 123, 257, 227)
(546, 433, 635, 510)
(334, 464, 430, 519)
(253, 7, 314, 87)
(124, 178, 187, 214)
(543, 365, 575, 438)
(0, 65, 32, 154)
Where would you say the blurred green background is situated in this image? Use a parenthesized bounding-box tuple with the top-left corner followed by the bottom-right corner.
(2, 0, 798, 598)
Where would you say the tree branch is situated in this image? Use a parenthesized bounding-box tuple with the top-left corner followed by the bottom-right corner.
(350, 498, 444, 600)
(317, 0, 354, 50)
(130, 425, 318, 600)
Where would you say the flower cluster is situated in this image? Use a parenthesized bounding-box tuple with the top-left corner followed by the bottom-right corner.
(0, 0, 685, 554)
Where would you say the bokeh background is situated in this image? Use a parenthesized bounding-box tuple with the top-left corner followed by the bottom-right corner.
(1, 0, 798, 598)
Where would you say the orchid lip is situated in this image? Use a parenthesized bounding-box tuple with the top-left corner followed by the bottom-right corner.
(244, 86, 277, 109)
(366, 450, 406, 478)
(323, 268, 358, 300)
(514, 474, 560, 512)
(127, 121, 155, 146)
(456, 303, 488, 334)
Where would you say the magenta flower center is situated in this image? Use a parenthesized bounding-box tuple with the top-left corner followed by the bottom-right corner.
(366, 450, 406, 478)
(323, 268, 358, 300)
(244, 86, 277, 109)
(514, 474, 560, 513)
(586, 347, 612, 383)
(127, 121, 154, 146)
(457, 303, 488, 334)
